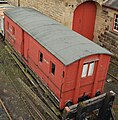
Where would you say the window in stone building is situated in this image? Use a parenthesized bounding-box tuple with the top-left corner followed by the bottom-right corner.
(113, 14, 118, 32)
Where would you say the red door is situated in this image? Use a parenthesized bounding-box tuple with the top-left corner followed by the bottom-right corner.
(72, 2, 96, 40)
(73, 57, 98, 104)
(78, 61, 98, 97)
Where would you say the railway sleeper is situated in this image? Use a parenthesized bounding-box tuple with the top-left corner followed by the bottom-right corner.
(0, 99, 12, 120)
(20, 82, 55, 120)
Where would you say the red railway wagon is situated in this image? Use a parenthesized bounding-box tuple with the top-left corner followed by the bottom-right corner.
(4, 8, 111, 109)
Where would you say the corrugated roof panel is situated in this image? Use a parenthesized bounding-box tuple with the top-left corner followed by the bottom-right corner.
(4, 7, 112, 66)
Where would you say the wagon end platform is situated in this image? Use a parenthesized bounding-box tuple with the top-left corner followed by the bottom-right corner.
(63, 91, 116, 120)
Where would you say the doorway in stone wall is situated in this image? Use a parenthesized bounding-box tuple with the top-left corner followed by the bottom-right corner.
(72, 1, 96, 40)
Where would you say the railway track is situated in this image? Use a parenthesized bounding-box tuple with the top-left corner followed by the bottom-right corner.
(107, 72, 118, 81)
(0, 54, 46, 120)
(21, 92, 47, 120)
(0, 99, 12, 120)
(107, 60, 118, 82)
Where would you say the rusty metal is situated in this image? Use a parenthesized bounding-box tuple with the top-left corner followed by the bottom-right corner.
(0, 99, 12, 120)
(107, 72, 118, 81)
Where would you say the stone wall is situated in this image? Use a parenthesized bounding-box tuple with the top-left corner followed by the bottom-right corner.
(94, 6, 118, 59)
(7, 0, 79, 29)
(7, 0, 103, 29)
(7, 0, 18, 6)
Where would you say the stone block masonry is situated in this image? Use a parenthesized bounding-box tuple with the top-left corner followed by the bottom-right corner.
(8, 0, 102, 29)
(94, 6, 118, 60)
(7, 0, 80, 29)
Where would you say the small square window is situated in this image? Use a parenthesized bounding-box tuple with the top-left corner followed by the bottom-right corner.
(12, 26, 15, 35)
(51, 63, 55, 75)
(39, 52, 43, 62)
(113, 14, 118, 32)
(7, 22, 9, 30)
(62, 71, 65, 78)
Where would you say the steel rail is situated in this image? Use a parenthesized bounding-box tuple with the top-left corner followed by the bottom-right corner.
(107, 60, 118, 82)
(0, 99, 12, 120)
(110, 60, 118, 67)
(0, 48, 44, 120)
(22, 92, 46, 120)
(107, 72, 118, 81)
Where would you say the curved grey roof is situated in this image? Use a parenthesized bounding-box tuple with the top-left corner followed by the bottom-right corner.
(4, 7, 112, 66)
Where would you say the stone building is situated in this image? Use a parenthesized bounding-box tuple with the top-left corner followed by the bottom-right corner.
(6, 0, 104, 39)
(7, 0, 118, 59)
(95, 0, 118, 59)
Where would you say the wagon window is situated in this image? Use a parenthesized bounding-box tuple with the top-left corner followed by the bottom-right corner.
(51, 63, 55, 75)
(113, 14, 118, 32)
(62, 71, 65, 78)
(81, 64, 88, 78)
(39, 52, 43, 62)
(7, 22, 9, 30)
(12, 26, 15, 35)
(88, 62, 94, 76)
